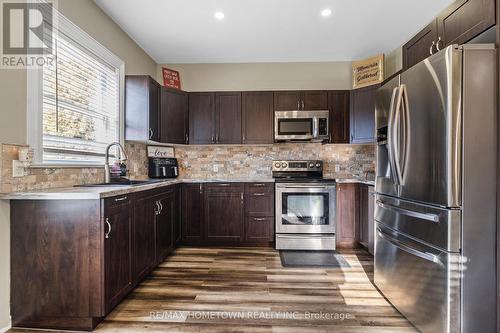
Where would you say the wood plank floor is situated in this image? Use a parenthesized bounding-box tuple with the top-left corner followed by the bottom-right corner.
(10, 247, 417, 332)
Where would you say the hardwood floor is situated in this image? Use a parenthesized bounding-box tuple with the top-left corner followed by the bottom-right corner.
(9, 247, 416, 332)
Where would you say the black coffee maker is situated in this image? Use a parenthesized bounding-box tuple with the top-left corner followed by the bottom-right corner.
(148, 157, 179, 178)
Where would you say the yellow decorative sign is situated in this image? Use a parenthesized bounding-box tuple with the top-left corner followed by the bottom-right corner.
(352, 54, 384, 89)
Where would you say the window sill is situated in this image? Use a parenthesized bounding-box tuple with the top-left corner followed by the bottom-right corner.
(29, 163, 105, 169)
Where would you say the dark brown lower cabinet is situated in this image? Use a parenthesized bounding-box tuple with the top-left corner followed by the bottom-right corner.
(336, 183, 360, 249)
(204, 183, 244, 242)
(133, 191, 158, 283)
(103, 195, 133, 314)
(181, 182, 274, 246)
(155, 188, 175, 264)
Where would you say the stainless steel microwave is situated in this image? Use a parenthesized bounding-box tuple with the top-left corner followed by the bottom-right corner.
(274, 110, 329, 142)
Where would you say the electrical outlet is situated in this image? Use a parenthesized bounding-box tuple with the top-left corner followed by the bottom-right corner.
(334, 165, 340, 172)
(213, 164, 219, 172)
(12, 160, 26, 178)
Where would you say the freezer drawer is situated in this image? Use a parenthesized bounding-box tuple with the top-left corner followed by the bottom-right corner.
(374, 223, 460, 333)
(375, 194, 461, 252)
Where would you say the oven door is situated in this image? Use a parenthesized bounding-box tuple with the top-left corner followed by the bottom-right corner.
(275, 184, 336, 234)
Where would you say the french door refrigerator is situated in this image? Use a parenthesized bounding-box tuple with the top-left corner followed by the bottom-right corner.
(374, 44, 497, 333)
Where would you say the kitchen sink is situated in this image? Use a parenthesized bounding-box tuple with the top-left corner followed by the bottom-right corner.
(74, 179, 163, 187)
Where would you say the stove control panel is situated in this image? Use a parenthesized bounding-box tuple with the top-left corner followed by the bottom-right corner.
(272, 160, 323, 172)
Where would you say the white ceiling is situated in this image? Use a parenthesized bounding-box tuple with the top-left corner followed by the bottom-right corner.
(95, 0, 454, 64)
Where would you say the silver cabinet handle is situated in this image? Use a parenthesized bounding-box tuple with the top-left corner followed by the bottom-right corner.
(114, 196, 127, 202)
(105, 218, 112, 239)
(199, 184, 202, 194)
(252, 193, 266, 196)
(217, 183, 231, 186)
(376, 200, 439, 222)
(301, 100, 304, 110)
(154, 201, 160, 215)
(253, 183, 266, 187)
(436, 36, 442, 51)
(240, 192, 244, 203)
(211, 135, 215, 143)
(429, 41, 435, 55)
(253, 217, 266, 221)
(185, 133, 188, 144)
(149, 128, 153, 139)
(158, 200, 163, 214)
(216, 134, 219, 143)
(297, 100, 300, 110)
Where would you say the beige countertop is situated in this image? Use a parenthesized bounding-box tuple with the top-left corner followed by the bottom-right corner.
(0, 177, 374, 200)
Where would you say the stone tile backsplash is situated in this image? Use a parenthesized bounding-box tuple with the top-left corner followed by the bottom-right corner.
(0, 142, 375, 193)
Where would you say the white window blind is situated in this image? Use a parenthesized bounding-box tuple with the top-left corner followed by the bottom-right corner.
(41, 31, 120, 164)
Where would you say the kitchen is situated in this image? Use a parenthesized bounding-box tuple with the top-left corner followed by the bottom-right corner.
(0, 0, 498, 332)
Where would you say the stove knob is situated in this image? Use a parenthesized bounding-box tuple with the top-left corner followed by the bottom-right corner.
(281, 162, 288, 168)
(274, 162, 281, 168)
(316, 162, 321, 168)
(309, 162, 314, 168)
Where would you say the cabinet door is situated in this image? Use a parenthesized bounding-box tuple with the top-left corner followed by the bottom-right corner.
(133, 192, 157, 282)
(358, 184, 369, 248)
(125, 75, 161, 142)
(402, 20, 438, 70)
(216, 92, 242, 144)
(189, 92, 215, 144)
(274, 91, 301, 111)
(173, 185, 182, 245)
(148, 78, 161, 142)
(328, 91, 350, 143)
(156, 190, 174, 264)
(302, 91, 328, 110)
(204, 183, 244, 242)
(161, 88, 188, 144)
(350, 85, 378, 144)
(181, 183, 204, 243)
(103, 195, 132, 313)
(336, 183, 359, 249)
(437, 0, 495, 47)
(242, 92, 274, 144)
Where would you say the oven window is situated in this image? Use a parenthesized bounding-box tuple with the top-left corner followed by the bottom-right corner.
(278, 119, 313, 135)
(281, 193, 329, 225)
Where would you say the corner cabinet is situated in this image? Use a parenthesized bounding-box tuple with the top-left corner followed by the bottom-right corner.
(125, 75, 160, 142)
(403, 20, 438, 70)
(350, 85, 378, 144)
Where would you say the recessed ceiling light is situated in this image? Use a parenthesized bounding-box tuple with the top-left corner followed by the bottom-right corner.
(214, 11, 225, 20)
(321, 8, 332, 17)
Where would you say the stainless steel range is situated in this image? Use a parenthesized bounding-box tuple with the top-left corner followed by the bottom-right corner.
(273, 160, 336, 250)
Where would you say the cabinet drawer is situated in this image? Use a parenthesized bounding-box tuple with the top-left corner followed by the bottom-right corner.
(205, 183, 244, 193)
(245, 192, 274, 216)
(245, 216, 274, 241)
(245, 182, 274, 193)
(104, 194, 131, 209)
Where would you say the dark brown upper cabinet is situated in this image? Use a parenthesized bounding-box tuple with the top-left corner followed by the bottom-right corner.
(437, 0, 495, 47)
(403, 20, 438, 70)
(215, 92, 242, 144)
(328, 91, 350, 144)
(125, 75, 161, 142)
(160, 87, 189, 144)
(242, 91, 274, 144)
(403, 0, 495, 70)
(350, 84, 378, 144)
(274, 91, 327, 111)
(189, 92, 216, 144)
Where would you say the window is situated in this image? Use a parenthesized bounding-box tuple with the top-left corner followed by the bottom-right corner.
(28, 8, 124, 166)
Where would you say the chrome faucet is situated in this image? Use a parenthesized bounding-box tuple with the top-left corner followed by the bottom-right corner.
(104, 142, 128, 183)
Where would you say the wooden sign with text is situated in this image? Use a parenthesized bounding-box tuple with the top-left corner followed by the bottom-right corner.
(352, 54, 384, 89)
(162, 67, 181, 90)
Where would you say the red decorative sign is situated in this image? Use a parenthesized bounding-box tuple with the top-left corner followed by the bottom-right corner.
(162, 67, 181, 90)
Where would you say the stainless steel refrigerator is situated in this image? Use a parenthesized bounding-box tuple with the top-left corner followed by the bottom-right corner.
(374, 44, 497, 333)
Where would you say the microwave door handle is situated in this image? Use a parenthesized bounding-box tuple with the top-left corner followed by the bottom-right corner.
(313, 117, 319, 138)
(387, 86, 399, 185)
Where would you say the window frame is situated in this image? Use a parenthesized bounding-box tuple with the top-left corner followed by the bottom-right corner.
(27, 8, 125, 167)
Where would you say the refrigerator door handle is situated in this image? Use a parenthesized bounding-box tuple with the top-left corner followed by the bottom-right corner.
(387, 86, 400, 185)
(392, 86, 405, 186)
(400, 84, 411, 184)
(376, 200, 440, 222)
(377, 227, 443, 266)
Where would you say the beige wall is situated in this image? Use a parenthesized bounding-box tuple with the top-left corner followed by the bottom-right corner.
(0, 0, 158, 329)
(157, 62, 353, 91)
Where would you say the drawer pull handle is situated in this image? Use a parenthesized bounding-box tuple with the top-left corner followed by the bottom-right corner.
(253, 193, 266, 196)
(253, 184, 266, 187)
(253, 218, 266, 221)
(114, 196, 128, 202)
(105, 218, 112, 239)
